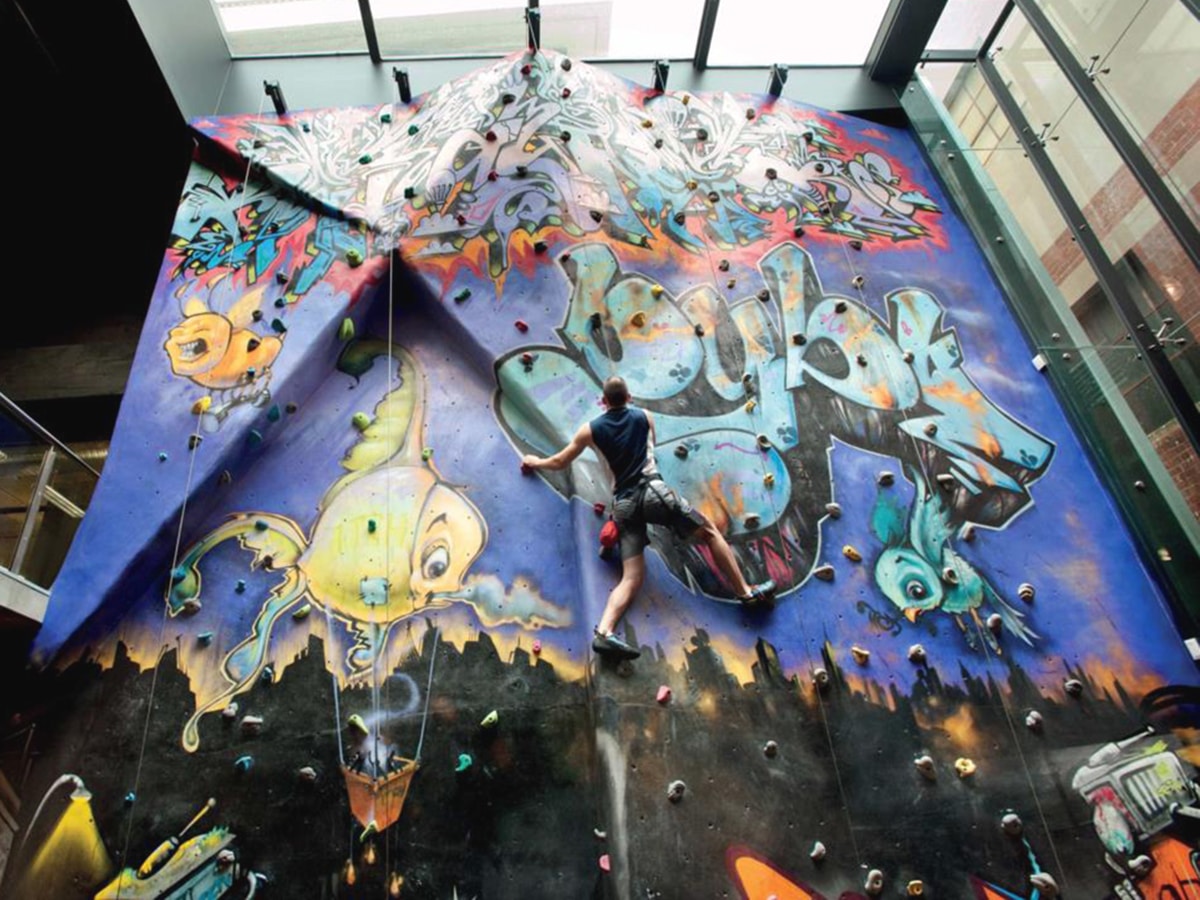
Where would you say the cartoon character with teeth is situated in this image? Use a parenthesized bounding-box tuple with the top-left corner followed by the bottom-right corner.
(164, 286, 283, 428)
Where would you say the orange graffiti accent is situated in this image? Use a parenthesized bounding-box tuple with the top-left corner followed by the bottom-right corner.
(1137, 836, 1200, 896)
(968, 877, 1025, 900)
(974, 428, 1001, 460)
(924, 380, 986, 417)
(862, 381, 897, 409)
(725, 846, 823, 900)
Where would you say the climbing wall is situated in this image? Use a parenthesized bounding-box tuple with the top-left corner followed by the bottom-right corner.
(3, 50, 1198, 900)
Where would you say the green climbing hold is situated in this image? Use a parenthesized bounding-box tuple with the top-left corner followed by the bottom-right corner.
(407, 123, 419, 136)
(421, 448, 434, 461)
(271, 317, 287, 334)
(367, 518, 377, 533)
(480, 710, 499, 728)
(346, 248, 364, 267)
(454, 288, 471, 303)
(292, 603, 311, 620)
(339, 318, 355, 341)
(248, 429, 263, 445)
(352, 411, 371, 431)
(380, 112, 392, 124)
(255, 519, 269, 531)
(455, 753, 474, 773)
(347, 714, 368, 735)
(267, 404, 281, 422)
(359, 153, 373, 165)
(403, 186, 416, 199)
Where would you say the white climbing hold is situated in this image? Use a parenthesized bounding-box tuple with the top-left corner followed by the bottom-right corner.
(1025, 710, 1044, 732)
(666, 780, 687, 803)
(809, 841, 826, 861)
(914, 755, 936, 781)
(907, 644, 927, 664)
(1001, 812, 1023, 836)
(864, 868, 884, 896)
(1029, 873, 1059, 897)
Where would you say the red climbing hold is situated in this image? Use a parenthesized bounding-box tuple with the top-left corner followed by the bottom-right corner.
(486, 130, 497, 142)
(520, 63, 532, 75)
(456, 214, 467, 226)
(593, 502, 605, 516)
(521, 461, 534, 475)
(487, 170, 498, 181)
(532, 639, 542, 655)
(515, 319, 529, 333)
(521, 352, 535, 366)
(598, 854, 611, 873)
(599, 520, 619, 550)
(656, 685, 671, 704)
(562, 88, 571, 99)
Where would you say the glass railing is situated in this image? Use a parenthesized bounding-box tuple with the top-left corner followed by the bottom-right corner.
(0, 392, 104, 592)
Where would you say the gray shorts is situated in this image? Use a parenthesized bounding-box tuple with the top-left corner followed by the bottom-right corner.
(612, 478, 707, 560)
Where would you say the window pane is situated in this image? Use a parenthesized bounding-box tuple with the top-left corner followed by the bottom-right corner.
(1050, 0, 1200, 231)
(213, 0, 368, 56)
(540, 0, 705, 59)
(926, 0, 1008, 51)
(374, 0, 526, 57)
(920, 60, 1200, 521)
(708, 0, 891, 66)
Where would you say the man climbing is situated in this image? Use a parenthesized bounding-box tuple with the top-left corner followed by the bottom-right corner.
(522, 376, 776, 660)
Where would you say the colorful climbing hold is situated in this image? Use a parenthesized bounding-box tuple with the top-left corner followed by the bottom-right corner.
(813, 564, 835, 581)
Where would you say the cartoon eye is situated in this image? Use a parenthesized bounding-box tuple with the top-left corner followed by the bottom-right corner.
(905, 581, 928, 600)
(422, 545, 450, 581)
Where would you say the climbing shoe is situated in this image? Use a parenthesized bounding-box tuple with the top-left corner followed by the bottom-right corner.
(740, 580, 777, 606)
(592, 630, 641, 660)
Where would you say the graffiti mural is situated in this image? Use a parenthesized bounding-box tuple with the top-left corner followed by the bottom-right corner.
(2, 49, 1197, 900)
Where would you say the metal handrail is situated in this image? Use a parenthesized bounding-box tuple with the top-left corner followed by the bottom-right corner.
(0, 390, 101, 479)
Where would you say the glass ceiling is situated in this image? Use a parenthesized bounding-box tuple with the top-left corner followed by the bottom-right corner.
(211, 0, 1006, 63)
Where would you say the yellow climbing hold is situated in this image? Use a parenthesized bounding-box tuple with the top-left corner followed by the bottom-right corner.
(954, 758, 977, 778)
(650, 284, 665, 299)
(763, 473, 775, 488)
(850, 645, 870, 665)
(842, 545, 862, 562)
(481, 710, 499, 728)
(192, 396, 212, 415)
(744, 399, 756, 413)
(630, 311, 647, 328)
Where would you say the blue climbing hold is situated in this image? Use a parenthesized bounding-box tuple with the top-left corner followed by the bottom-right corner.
(235, 755, 254, 773)
(158, 451, 168, 462)
(170, 566, 189, 584)
(198, 631, 214, 645)
(236, 579, 247, 593)
(124, 792, 136, 805)
(248, 429, 263, 446)
(267, 404, 281, 422)
(455, 753, 473, 773)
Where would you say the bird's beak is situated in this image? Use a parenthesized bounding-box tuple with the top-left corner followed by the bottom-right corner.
(904, 608, 923, 623)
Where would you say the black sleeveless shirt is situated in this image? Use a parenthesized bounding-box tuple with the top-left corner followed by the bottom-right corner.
(589, 406, 658, 498)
